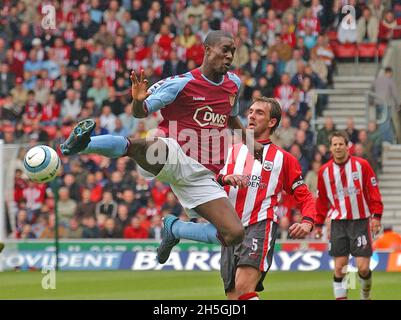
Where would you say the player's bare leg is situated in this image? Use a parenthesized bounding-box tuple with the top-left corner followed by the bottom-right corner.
(193, 198, 244, 246)
(356, 257, 372, 300)
(227, 266, 261, 300)
(333, 256, 349, 300)
(125, 137, 167, 176)
(158, 198, 244, 264)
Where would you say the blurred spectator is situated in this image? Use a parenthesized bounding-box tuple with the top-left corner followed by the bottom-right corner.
(76, 11, 100, 40)
(10, 77, 28, 107)
(65, 217, 84, 239)
(161, 192, 182, 217)
(121, 11, 140, 39)
(285, 49, 306, 78)
(358, 129, 375, 166)
(309, 50, 328, 85)
(273, 116, 297, 149)
(135, 175, 151, 206)
(305, 160, 321, 195)
(232, 36, 249, 69)
(151, 180, 170, 208)
(124, 216, 149, 239)
(40, 214, 66, 239)
(61, 89, 81, 123)
(357, 7, 379, 43)
(22, 181, 45, 221)
(31, 214, 49, 239)
(111, 118, 130, 137)
(95, 190, 118, 219)
(369, 0, 386, 21)
(23, 90, 42, 126)
(367, 121, 382, 169)
(58, 187, 78, 226)
(373, 226, 401, 251)
(41, 93, 60, 126)
(161, 50, 188, 78)
(69, 38, 91, 69)
(75, 188, 96, 221)
(345, 117, 360, 144)
(82, 216, 100, 238)
(63, 173, 81, 202)
(378, 10, 401, 42)
(100, 105, 117, 132)
(372, 67, 400, 143)
(15, 209, 29, 238)
(148, 214, 163, 241)
(316, 117, 335, 148)
(0, 63, 15, 97)
(289, 143, 309, 175)
(121, 188, 143, 217)
(100, 218, 122, 238)
(103, 86, 125, 116)
(244, 50, 264, 79)
(274, 73, 296, 112)
(20, 224, 36, 239)
(87, 77, 109, 108)
(115, 203, 130, 234)
(311, 35, 334, 84)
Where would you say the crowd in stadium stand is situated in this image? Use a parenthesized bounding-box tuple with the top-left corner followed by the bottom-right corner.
(1, 0, 399, 240)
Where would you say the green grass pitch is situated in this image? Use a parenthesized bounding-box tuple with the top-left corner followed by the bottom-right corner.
(0, 271, 400, 300)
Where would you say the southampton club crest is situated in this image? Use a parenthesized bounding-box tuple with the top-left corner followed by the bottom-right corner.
(262, 160, 273, 172)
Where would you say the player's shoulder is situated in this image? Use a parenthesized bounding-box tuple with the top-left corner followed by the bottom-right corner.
(271, 143, 293, 161)
(319, 159, 333, 173)
(148, 72, 194, 93)
(226, 71, 241, 89)
(351, 156, 371, 169)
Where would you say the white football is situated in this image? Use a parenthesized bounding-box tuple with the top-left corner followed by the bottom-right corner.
(23, 145, 61, 183)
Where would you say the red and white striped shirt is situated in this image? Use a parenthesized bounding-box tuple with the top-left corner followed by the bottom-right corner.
(316, 156, 383, 224)
(219, 140, 316, 227)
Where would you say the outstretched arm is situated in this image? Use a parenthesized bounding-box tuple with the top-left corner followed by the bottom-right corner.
(130, 70, 150, 118)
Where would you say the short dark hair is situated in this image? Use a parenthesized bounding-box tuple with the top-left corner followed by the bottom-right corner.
(329, 131, 349, 145)
(204, 30, 233, 47)
(385, 66, 393, 73)
(251, 97, 282, 134)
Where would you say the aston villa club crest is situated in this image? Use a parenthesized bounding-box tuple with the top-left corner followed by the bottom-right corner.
(262, 160, 273, 171)
(229, 94, 236, 107)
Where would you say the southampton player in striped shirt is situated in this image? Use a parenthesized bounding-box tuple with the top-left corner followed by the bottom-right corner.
(315, 131, 383, 300)
(216, 97, 317, 300)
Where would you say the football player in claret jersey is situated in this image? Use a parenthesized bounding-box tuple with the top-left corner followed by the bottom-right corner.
(315, 131, 383, 300)
(61, 30, 265, 264)
(216, 97, 316, 300)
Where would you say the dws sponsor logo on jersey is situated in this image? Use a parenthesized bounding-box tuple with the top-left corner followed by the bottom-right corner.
(193, 106, 227, 128)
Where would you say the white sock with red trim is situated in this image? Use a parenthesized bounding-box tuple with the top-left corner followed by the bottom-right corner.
(238, 292, 259, 300)
(333, 276, 347, 300)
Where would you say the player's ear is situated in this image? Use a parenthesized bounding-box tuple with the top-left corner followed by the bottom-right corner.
(269, 118, 278, 129)
(204, 44, 211, 56)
